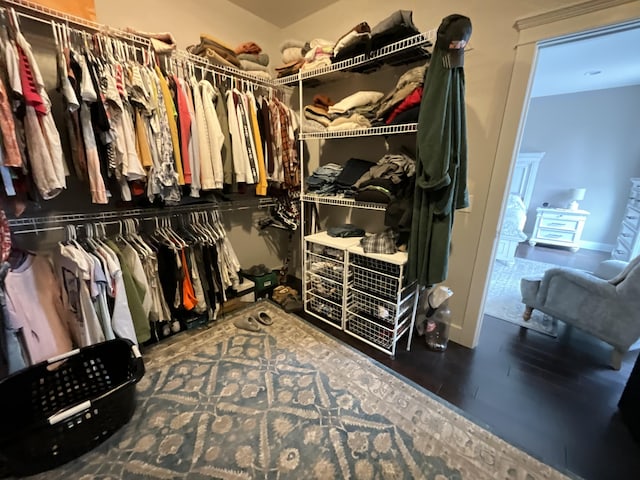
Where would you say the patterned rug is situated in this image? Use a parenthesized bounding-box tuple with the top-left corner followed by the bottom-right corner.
(485, 258, 559, 336)
(31, 303, 570, 480)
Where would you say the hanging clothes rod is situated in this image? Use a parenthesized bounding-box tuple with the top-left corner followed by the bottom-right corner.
(8, 198, 276, 230)
(0, 0, 150, 46)
(171, 50, 281, 90)
(0, 0, 283, 88)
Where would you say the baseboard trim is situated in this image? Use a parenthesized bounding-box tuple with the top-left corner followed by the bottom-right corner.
(580, 240, 614, 252)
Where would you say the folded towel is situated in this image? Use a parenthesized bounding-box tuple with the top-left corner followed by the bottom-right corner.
(329, 91, 385, 115)
(328, 113, 371, 131)
(302, 117, 327, 133)
(235, 41, 262, 55)
(240, 59, 270, 72)
(304, 105, 332, 127)
(237, 53, 270, 66)
(276, 59, 305, 78)
(280, 39, 306, 52)
(282, 47, 304, 64)
(301, 57, 332, 72)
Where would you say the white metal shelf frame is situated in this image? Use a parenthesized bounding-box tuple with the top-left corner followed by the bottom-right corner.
(302, 194, 387, 211)
(299, 123, 418, 140)
(276, 30, 435, 85)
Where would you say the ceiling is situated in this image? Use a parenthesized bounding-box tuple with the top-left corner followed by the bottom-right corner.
(531, 26, 640, 98)
(226, 0, 340, 28)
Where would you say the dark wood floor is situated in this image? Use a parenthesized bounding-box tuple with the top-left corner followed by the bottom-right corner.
(296, 245, 638, 479)
(515, 243, 611, 271)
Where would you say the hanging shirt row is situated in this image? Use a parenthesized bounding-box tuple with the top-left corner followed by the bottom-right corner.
(0, 211, 241, 376)
(0, 22, 300, 212)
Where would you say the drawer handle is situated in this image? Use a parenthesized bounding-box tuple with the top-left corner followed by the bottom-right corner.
(626, 216, 638, 220)
(549, 222, 567, 226)
(616, 249, 625, 254)
(545, 234, 563, 239)
(621, 233, 632, 238)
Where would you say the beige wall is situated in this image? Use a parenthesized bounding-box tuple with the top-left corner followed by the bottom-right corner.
(95, 0, 280, 61)
(278, 0, 601, 344)
(521, 85, 640, 249)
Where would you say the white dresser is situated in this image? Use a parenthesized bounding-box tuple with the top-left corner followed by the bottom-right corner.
(529, 207, 590, 251)
(612, 178, 640, 261)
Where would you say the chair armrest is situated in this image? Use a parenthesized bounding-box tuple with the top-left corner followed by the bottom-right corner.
(538, 268, 617, 303)
(592, 260, 628, 280)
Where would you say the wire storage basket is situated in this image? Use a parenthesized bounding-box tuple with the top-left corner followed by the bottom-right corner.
(307, 293, 342, 326)
(349, 289, 414, 324)
(0, 339, 145, 477)
(346, 313, 394, 350)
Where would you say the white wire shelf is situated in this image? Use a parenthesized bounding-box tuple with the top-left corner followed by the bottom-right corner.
(299, 123, 417, 140)
(275, 30, 434, 86)
(302, 194, 387, 211)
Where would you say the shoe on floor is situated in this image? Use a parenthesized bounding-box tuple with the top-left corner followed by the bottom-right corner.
(282, 294, 303, 313)
(234, 316, 262, 332)
(256, 311, 273, 326)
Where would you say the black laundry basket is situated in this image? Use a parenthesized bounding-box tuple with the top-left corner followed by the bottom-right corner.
(0, 338, 145, 477)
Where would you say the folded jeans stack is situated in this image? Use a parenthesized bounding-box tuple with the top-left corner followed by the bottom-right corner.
(306, 163, 343, 195)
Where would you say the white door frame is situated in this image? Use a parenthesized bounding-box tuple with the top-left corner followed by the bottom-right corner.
(463, 0, 640, 347)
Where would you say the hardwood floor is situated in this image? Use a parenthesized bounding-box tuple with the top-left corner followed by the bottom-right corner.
(515, 243, 610, 271)
(298, 312, 640, 480)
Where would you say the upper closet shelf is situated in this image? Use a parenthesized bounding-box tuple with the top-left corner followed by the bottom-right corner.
(275, 30, 435, 86)
(299, 123, 418, 140)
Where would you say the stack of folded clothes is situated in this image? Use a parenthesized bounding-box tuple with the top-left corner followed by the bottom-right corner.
(332, 22, 371, 63)
(334, 158, 376, 196)
(276, 40, 306, 78)
(303, 94, 334, 130)
(306, 163, 343, 195)
(373, 63, 427, 125)
(327, 91, 384, 131)
(301, 38, 335, 72)
(235, 42, 272, 80)
(329, 10, 427, 72)
(187, 34, 241, 69)
(352, 152, 416, 204)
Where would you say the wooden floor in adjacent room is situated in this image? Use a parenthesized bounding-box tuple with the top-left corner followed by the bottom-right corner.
(298, 245, 639, 480)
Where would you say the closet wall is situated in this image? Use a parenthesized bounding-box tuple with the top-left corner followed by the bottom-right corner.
(278, 0, 587, 346)
(95, 0, 280, 55)
(89, 0, 287, 271)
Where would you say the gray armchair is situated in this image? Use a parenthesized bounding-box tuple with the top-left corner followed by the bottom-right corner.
(520, 257, 640, 369)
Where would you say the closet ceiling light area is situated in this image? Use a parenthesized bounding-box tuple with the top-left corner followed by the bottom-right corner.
(226, 0, 340, 27)
(531, 25, 640, 98)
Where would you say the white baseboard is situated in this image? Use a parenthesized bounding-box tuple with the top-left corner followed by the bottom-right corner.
(579, 240, 614, 252)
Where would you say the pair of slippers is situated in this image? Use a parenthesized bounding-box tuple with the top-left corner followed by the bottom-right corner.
(234, 311, 273, 332)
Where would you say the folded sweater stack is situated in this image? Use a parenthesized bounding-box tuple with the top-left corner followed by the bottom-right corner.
(276, 40, 306, 78)
(304, 91, 383, 131)
(187, 34, 241, 69)
(373, 63, 427, 125)
(235, 41, 272, 80)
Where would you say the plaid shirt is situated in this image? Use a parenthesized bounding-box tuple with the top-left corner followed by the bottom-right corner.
(360, 230, 397, 255)
(275, 100, 300, 189)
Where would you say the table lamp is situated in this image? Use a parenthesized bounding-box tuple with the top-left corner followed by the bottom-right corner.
(568, 188, 586, 210)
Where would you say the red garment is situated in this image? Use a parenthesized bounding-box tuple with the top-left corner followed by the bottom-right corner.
(386, 87, 423, 125)
(173, 76, 192, 184)
(16, 45, 45, 115)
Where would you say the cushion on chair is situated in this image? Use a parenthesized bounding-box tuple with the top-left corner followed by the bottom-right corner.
(607, 255, 640, 285)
